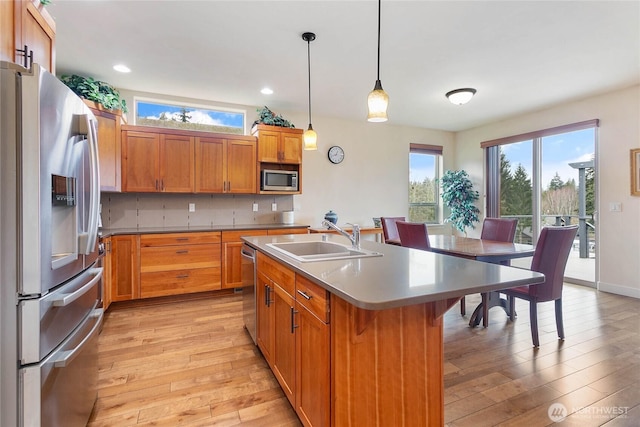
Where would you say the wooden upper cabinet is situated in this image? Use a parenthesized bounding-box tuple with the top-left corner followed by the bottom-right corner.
(195, 136, 225, 192)
(160, 134, 195, 192)
(121, 127, 194, 193)
(195, 135, 256, 194)
(1, 1, 55, 73)
(253, 124, 303, 164)
(122, 130, 160, 192)
(227, 138, 256, 193)
(87, 103, 122, 192)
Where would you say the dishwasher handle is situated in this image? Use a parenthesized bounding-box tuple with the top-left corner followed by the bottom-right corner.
(241, 244, 256, 261)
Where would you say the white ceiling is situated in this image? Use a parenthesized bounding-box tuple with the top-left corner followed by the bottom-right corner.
(47, 1, 639, 132)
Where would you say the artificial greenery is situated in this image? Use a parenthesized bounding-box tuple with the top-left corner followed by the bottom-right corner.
(59, 74, 128, 113)
(39, 0, 51, 5)
(253, 106, 295, 128)
(440, 170, 480, 235)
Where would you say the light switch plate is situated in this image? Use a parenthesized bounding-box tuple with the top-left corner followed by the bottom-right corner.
(609, 202, 622, 212)
(272, 203, 277, 211)
(253, 203, 259, 212)
(189, 203, 196, 212)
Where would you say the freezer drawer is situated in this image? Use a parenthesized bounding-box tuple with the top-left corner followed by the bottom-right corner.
(20, 308, 103, 427)
(19, 266, 102, 365)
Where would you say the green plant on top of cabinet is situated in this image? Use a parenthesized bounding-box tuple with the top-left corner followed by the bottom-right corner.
(195, 135, 257, 194)
(122, 126, 195, 193)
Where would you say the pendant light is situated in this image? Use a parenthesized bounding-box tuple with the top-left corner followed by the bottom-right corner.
(302, 32, 318, 150)
(367, 0, 388, 122)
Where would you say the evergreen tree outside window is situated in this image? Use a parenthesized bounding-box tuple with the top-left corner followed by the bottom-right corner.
(409, 144, 442, 223)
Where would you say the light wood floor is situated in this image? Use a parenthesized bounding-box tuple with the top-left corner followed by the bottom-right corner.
(88, 284, 640, 426)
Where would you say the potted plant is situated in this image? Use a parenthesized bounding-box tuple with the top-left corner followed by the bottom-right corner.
(252, 106, 295, 128)
(59, 74, 128, 113)
(440, 170, 480, 235)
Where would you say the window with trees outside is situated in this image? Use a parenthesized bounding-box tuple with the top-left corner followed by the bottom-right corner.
(483, 120, 597, 247)
(134, 98, 245, 135)
(409, 144, 443, 223)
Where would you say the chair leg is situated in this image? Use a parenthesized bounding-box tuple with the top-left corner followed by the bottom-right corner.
(460, 296, 466, 316)
(508, 296, 516, 321)
(555, 298, 565, 340)
(482, 293, 489, 328)
(529, 301, 539, 347)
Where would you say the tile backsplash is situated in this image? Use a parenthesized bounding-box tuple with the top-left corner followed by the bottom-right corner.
(100, 193, 294, 229)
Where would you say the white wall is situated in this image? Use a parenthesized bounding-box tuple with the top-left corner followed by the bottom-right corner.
(455, 85, 640, 298)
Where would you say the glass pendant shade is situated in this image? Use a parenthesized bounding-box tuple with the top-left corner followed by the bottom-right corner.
(303, 125, 318, 150)
(367, 80, 389, 122)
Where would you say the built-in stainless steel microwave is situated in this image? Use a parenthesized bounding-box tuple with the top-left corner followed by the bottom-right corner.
(261, 169, 298, 192)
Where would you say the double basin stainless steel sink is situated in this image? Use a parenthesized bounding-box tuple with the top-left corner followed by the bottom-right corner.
(267, 241, 383, 262)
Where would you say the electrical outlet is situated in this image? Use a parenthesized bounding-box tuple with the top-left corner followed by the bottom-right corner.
(253, 203, 259, 212)
(272, 203, 277, 211)
(189, 203, 195, 212)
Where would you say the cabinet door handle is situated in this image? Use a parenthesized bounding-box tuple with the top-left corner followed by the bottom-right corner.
(264, 284, 271, 307)
(175, 250, 188, 254)
(297, 290, 312, 300)
(155, 179, 159, 190)
(228, 181, 231, 192)
(161, 179, 164, 191)
(290, 306, 299, 334)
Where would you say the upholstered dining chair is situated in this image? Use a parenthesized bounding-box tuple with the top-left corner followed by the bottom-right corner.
(396, 221, 431, 250)
(380, 217, 405, 246)
(460, 217, 519, 316)
(501, 225, 578, 347)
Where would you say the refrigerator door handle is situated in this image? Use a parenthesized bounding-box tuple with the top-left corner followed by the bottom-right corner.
(53, 308, 103, 368)
(79, 115, 100, 255)
(52, 268, 102, 307)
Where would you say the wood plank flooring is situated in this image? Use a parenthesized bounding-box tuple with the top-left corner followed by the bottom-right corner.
(88, 284, 640, 426)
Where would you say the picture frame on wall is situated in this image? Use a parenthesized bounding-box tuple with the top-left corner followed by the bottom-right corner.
(632, 148, 640, 196)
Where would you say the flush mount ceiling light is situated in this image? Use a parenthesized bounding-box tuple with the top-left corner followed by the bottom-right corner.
(302, 32, 318, 151)
(113, 64, 131, 73)
(260, 87, 273, 95)
(446, 88, 477, 105)
(367, 0, 389, 122)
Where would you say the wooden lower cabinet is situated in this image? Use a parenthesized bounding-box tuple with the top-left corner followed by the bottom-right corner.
(109, 235, 140, 302)
(256, 253, 330, 427)
(222, 228, 307, 289)
(139, 232, 221, 298)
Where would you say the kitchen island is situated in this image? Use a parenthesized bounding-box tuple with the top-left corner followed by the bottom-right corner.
(242, 233, 544, 427)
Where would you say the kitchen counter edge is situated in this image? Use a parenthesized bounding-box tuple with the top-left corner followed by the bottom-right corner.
(100, 224, 309, 237)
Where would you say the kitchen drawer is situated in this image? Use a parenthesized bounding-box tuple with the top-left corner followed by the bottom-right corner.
(140, 244, 220, 273)
(140, 267, 221, 298)
(257, 252, 295, 296)
(140, 232, 221, 247)
(295, 275, 329, 323)
(222, 229, 268, 243)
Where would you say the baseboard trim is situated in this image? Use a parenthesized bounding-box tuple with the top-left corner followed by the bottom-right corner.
(598, 281, 640, 299)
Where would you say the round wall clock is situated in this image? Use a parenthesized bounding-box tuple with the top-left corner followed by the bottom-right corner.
(328, 146, 345, 164)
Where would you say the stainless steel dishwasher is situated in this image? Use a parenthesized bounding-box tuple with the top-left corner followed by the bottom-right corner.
(241, 244, 257, 344)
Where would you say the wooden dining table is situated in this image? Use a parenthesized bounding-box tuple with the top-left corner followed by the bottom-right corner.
(428, 235, 535, 327)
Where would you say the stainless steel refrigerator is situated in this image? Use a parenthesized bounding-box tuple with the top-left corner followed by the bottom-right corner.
(0, 61, 103, 427)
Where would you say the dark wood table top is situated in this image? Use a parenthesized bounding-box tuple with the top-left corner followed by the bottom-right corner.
(428, 235, 535, 263)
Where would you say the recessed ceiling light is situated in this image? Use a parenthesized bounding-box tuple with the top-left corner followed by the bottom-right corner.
(113, 64, 131, 73)
(261, 87, 274, 95)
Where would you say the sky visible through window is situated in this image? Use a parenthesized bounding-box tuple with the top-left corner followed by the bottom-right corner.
(137, 101, 244, 129)
(502, 128, 594, 188)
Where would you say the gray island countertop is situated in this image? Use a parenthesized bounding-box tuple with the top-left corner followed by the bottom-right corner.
(242, 233, 545, 310)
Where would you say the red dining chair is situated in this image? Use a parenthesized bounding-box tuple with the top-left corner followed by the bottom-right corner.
(460, 218, 519, 316)
(501, 225, 578, 347)
(396, 221, 431, 250)
(380, 216, 405, 246)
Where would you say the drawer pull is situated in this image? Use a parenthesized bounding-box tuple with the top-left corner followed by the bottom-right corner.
(297, 290, 312, 300)
(176, 250, 189, 254)
(176, 274, 189, 279)
(175, 238, 189, 242)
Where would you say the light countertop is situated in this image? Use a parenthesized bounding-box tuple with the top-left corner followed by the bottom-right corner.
(242, 233, 545, 310)
(99, 223, 309, 237)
